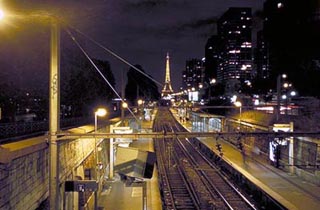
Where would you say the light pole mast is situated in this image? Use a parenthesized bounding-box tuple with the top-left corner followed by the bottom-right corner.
(276, 75, 281, 121)
(49, 18, 60, 210)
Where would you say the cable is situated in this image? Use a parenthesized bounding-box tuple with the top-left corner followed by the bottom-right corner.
(65, 27, 139, 122)
(65, 24, 164, 88)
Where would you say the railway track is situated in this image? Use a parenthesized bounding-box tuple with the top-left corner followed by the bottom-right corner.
(153, 108, 258, 210)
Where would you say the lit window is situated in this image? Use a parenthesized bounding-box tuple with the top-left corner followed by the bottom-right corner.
(242, 25, 246, 28)
(241, 42, 252, 48)
(229, 50, 241, 54)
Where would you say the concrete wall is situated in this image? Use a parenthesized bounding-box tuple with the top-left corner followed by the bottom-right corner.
(0, 125, 109, 210)
(0, 146, 49, 210)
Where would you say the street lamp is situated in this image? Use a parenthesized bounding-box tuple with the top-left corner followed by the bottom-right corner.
(95, 108, 107, 132)
(234, 101, 242, 131)
(121, 101, 128, 125)
(276, 74, 287, 120)
(1, 9, 71, 210)
(137, 99, 143, 118)
(0, 9, 4, 20)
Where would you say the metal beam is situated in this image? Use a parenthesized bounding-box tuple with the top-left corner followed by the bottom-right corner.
(57, 131, 320, 142)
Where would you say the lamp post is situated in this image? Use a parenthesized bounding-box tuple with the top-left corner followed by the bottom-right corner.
(234, 101, 242, 131)
(95, 108, 107, 132)
(137, 99, 143, 130)
(121, 101, 128, 125)
(93, 108, 106, 210)
(276, 74, 287, 121)
(49, 17, 60, 210)
(3, 11, 62, 209)
(1, 9, 61, 210)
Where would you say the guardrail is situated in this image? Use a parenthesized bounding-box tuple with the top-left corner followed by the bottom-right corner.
(0, 117, 90, 142)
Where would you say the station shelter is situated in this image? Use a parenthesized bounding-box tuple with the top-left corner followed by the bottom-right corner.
(190, 112, 225, 132)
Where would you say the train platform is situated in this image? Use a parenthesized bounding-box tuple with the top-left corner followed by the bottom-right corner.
(98, 118, 162, 210)
(171, 109, 320, 210)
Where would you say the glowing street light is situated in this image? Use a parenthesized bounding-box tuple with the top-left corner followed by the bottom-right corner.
(1, 8, 63, 210)
(0, 9, 5, 20)
(95, 108, 107, 132)
(122, 101, 128, 109)
(121, 101, 128, 125)
(290, 91, 296, 96)
(234, 101, 242, 131)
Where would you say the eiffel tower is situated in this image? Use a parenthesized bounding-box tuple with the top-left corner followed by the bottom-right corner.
(161, 52, 174, 98)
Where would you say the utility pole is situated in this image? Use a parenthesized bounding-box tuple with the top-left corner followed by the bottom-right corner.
(121, 69, 125, 125)
(49, 18, 60, 210)
(276, 75, 281, 121)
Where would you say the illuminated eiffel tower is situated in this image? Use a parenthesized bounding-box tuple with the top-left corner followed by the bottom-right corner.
(161, 52, 174, 98)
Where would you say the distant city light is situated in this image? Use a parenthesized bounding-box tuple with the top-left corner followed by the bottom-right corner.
(290, 91, 297, 96)
(210, 78, 216, 84)
(231, 95, 237, 103)
(277, 2, 284, 9)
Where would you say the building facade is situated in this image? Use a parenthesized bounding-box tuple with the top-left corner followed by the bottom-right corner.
(182, 58, 205, 92)
(204, 35, 220, 83)
(217, 7, 253, 85)
(255, 30, 270, 79)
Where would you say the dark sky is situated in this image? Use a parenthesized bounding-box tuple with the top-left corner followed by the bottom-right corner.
(0, 0, 265, 92)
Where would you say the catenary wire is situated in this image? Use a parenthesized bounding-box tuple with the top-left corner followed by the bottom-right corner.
(65, 27, 139, 121)
(65, 24, 164, 88)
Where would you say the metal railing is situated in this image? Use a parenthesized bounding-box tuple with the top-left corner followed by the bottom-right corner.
(0, 117, 91, 141)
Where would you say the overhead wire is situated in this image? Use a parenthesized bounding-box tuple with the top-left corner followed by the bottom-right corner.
(65, 27, 139, 122)
(66, 24, 164, 88)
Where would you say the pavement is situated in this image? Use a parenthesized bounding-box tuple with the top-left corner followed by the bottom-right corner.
(171, 109, 320, 210)
(98, 118, 162, 210)
(98, 109, 320, 210)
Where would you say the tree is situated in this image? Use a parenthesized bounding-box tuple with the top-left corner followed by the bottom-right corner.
(125, 65, 160, 104)
(62, 57, 116, 117)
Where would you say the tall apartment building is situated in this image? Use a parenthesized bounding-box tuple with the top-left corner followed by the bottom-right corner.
(204, 35, 220, 83)
(263, 0, 320, 95)
(217, 7, 253, 84)
(182, 59, 205, 91)
(255, 30, 270, 79)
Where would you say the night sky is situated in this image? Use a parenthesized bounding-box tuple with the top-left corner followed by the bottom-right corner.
(0, 0, 265, 93)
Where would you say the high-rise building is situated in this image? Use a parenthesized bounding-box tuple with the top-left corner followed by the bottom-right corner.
(255, 30, 270, 79)
(217, 7, 253, 84)
(263, 0, 320, 96)
(204, 35, 220, 83)
(182, 59, 205, 91)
